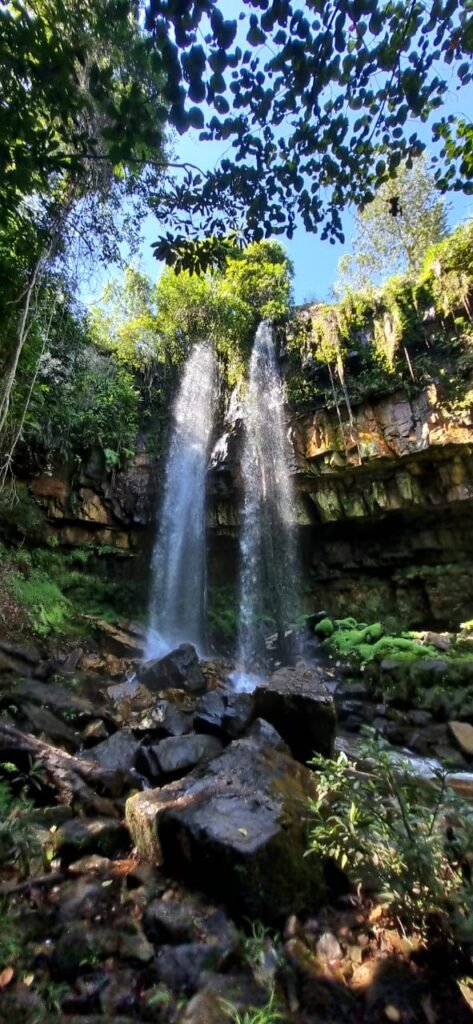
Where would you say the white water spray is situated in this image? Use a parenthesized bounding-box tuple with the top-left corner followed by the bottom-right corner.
(146, 343, 217, 658)
(233, 322, 299, 689)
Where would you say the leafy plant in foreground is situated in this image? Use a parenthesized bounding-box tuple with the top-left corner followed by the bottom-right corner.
(0, 779, 40, 877)
(307, 731, 473, 936)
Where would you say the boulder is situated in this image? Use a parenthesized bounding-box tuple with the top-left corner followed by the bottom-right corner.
(246, 718, 289, 752)
(3, 678, 96, 718)
(81, 728, 142, 772)
(126, 738, 325, 923)
(19, 704, 80, 750)
(140, 644, 206, 694)
(448, 720, 473, 757)
(254, 662, 336, 762)
(143, 896, 238, 950)
(194, 688, 255, 739)
(154, 734, 224, 776)
(131, 698, 194, 738)
(52, 817, 127, 860)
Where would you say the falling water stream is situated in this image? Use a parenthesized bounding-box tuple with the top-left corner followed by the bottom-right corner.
(146, 343, 217, 658)
(233, 321, 299, 690)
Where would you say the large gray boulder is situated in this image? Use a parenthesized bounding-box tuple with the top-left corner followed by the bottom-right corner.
(254, 662, 336, 763)
(81, 728, 141, 772)
(126, 737, 325, 923)
(139, 644, 206, 694)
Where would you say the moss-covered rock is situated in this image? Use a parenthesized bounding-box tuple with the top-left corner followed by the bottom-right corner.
(126, 737, 325, 924)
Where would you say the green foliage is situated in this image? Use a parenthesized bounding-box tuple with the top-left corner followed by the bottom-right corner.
(337, 157, 448, 290)
(208, 585, 239, 642)
(320, 616, 437, 665)
(287, 218, 473, 413)
(0, 779, 40, 877)
(230, 991, 284, 1024)
(307, 732, 473, 934)
(0, 541, 144, 635)
(93, 241, 293, 389)
(146, 0, 473, 259)
(0, 0, 167, 231)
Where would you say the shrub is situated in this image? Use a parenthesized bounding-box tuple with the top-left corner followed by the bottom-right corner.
(307, 731, 473, 936)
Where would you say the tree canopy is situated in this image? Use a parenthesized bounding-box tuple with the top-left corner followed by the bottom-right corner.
(144, 0, 473, 266)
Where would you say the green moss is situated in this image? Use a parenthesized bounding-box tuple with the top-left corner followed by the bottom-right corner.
(314, 616, 334, 637)
(322, 616, 438, 665)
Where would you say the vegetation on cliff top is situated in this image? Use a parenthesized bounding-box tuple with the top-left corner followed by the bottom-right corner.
(287, 215, 473, 413)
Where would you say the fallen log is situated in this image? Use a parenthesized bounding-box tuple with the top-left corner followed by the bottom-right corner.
(0, 722, 132, 815)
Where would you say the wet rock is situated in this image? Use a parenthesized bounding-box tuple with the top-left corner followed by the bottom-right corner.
(68, 854, 115, 876)
(140, 643, 206, 694)
(0, 638, 40, 666)
(53, 817, 127, 860)
(155, 943, 230, 994)
(254, 662, 336, 761)
(449, 720, 473, 757)
(337, 699, 375, 722)
(177, 990, 230, 1024)
(334, 681, 369, 702)
(194, 689, 255, 739)
(126, 738, 325, 923)
(246, 717, 289, 752)
(55, 919, 153, 974)
(4, 678, 95, 717)
(87, 617, 145, 657)
(53, 877, 115, 921)
(81, 728, 141, 772)
(131, 699, 194, 738)
(194, 690, 227, 736)
(154, 733, 224, 776)
(83, 719, 110, 744)
(143, 897, 238, 950)
(100, 969, 138, 1017)
(19, 703, 80, 748)
(408, 710, 433, 727)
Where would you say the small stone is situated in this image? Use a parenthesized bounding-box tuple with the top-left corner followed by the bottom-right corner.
(316, 931, 342, 961)
(384, 1005, 401, 1022)
(68, 854, 115, 875)
(449, 720, 473, 757)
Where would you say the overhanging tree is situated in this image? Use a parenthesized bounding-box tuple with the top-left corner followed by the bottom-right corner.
(0, 0, 168, 471)
(143, 0, 473, 266)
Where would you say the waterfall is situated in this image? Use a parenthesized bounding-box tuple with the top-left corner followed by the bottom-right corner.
(146, 342, 217, 658)
(234, 321, 299, 687)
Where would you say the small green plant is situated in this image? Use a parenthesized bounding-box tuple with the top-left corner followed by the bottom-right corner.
(307, 730, 473, 935)
(240, 921, 277, 982)
(229, 990, 284, 1024)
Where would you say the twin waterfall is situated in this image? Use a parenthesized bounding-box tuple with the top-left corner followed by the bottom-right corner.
(146, 343, 217, 658)
(236, 322, 299, 683)
(146, 324, 299, 673)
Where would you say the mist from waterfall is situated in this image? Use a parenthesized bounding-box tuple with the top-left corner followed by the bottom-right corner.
(146, 342, 217, 659)
(234, 321, 299, 688)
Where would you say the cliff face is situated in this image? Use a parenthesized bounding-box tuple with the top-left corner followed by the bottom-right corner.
(12, 381, 473, 632)
(207, 382, 473, 630)
(291, 385, 473, 629)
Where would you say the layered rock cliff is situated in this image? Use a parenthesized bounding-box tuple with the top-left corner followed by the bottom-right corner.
(7, 376, 473, 633)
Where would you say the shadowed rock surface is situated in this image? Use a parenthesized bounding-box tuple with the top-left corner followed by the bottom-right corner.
(126, 737, 325, 923)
